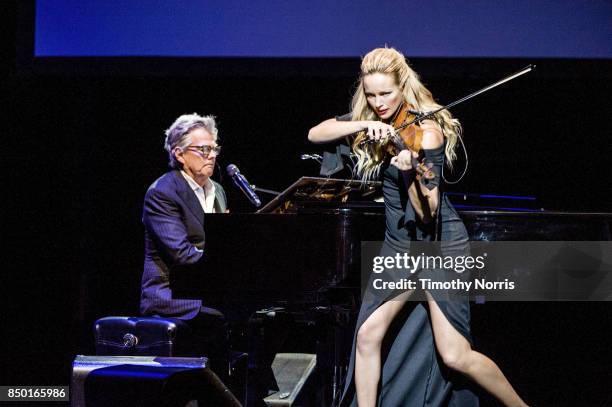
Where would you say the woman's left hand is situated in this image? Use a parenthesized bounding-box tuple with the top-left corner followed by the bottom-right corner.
(390, 149, 417, 171)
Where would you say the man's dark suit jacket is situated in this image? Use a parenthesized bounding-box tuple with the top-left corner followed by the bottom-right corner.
(140, 169, 227, 320)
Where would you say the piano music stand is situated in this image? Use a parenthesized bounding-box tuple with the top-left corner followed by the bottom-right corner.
(257, 177, 381, 214)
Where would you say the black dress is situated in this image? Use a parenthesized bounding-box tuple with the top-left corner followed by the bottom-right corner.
(340, 142, 479, 406)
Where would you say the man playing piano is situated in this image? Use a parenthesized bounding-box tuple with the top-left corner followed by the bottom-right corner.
(139, 113, 229, 379)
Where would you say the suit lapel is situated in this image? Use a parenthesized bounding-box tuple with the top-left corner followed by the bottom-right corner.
(212, 181, 226, 213)
(172, 170, 205, 223)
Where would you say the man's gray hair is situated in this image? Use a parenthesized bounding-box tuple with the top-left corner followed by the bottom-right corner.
(164, 113, 218, 169)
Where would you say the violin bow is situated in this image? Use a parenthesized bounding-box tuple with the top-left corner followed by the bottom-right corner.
(397, 64, 535, 130)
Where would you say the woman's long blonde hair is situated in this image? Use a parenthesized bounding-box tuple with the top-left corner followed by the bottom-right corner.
(351, 47, 462, 181)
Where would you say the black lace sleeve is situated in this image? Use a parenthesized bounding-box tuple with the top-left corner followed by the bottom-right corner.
(419, 147, 444, 190)
(318, 113, 353, 176)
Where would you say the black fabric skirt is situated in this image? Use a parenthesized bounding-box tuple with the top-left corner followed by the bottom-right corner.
(340, 203, 479, 407)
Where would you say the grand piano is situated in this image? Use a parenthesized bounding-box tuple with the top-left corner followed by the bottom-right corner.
(172, 177, 612, 304)
(170, 177, 612, 406)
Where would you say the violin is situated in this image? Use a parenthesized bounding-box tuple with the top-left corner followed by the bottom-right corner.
(360, 101, 426, 161)
(394, 104, 445, 185)
(385, 102, 425, 156)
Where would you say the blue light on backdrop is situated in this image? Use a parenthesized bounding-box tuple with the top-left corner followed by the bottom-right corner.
(35, 0, 612, 58)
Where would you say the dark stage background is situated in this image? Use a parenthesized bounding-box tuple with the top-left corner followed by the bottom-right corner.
(4, 3, 612, 406)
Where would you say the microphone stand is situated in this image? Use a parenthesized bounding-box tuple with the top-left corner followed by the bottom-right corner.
(252, 186, 280, 196)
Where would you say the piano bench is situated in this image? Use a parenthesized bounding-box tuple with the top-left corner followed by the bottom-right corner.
(94, 316, 193, 357)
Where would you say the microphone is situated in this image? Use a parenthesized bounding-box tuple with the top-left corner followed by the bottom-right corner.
(226, 164, 262, 207)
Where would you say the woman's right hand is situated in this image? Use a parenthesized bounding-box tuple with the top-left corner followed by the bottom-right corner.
(390, 149, 418, 171)
(365, 121, 396, 142)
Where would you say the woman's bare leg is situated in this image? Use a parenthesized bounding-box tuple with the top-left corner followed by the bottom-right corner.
(355, 291, 413, 407)
(426, 292, 529, 407)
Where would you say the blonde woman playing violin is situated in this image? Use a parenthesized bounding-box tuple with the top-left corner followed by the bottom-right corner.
(309, 47, 528, 407)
